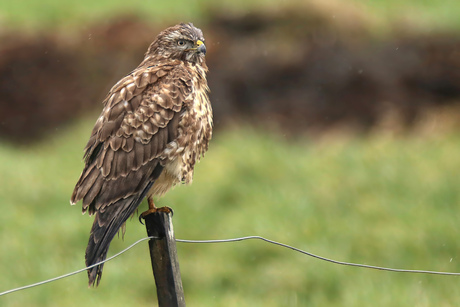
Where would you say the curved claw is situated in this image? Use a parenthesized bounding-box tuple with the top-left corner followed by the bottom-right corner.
(163, 206, 173, 216)
(155, 206, 173, 216)
(138, 208, 156, 224)
(139, 206, 174, 225)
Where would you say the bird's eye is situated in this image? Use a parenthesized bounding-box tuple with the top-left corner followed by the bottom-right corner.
(177, 40, 186, 46)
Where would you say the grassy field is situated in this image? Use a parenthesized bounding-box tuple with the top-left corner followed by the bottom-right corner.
(1, 0, 460, 306)
(0, 120, 460, 306)
(1, 0, 460, 33)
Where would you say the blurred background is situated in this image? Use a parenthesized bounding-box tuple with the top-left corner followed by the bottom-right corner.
(1, 0, 460, 306)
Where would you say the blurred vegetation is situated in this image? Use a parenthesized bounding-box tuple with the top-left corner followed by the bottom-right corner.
(1, 0, 460, 34)
(1, 0, 460, 306)
(1, 123, 460, 306)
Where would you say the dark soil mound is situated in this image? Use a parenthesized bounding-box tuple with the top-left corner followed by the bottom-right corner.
(1, 12, 459, 143)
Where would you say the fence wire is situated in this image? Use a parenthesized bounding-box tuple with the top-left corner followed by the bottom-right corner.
(1, 235, 459, 297)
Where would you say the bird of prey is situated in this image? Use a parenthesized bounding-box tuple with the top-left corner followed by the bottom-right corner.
(70, 23, 212, 287)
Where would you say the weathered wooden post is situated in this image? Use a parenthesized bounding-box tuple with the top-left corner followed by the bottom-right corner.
(143, 209, 186, 307)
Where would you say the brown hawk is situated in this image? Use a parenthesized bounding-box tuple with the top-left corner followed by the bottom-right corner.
(70, 23, 212, 287)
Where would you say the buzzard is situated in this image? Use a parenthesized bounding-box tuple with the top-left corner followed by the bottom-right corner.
(70, 23, 212, 287)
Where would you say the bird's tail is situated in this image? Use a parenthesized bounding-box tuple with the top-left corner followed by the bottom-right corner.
(85, 195, 141, 287)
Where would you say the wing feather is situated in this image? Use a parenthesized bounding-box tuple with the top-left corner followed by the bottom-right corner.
(110, 147, 119, 178)
(116, 150, 128, 177)
(101, 148, 114, 177)
(75, 164, 99, 200)
(143, 135, 152, 160)
(82, 176, 103, 213)
(125, 143, 134, 172)
(122, 136, 134, 152)
(72, 61, 192, 211)
(133, 140, 144, 170)
(109, 135, 123, 151)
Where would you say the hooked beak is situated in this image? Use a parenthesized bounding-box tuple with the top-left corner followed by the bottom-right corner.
(195, 40, 206, 55)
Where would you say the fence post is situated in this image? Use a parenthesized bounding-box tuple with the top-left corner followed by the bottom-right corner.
(143, 209, 186, 307)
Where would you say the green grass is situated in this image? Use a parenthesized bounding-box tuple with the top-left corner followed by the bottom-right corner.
(1, 121, 460, 306)
(1, 0, 460, 33)
(0, 0, 278, 31)
(351, 0, 460, 33)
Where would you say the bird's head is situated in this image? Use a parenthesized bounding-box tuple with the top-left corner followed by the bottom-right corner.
(145, 23, 207, 64)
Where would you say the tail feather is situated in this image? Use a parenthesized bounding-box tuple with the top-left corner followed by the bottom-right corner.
(85, 195, 136, 286)
(82, 162, 163, 287)
(85, 181, 155, 286)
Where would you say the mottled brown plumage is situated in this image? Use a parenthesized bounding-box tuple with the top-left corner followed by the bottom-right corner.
(70, 23, 212, 286)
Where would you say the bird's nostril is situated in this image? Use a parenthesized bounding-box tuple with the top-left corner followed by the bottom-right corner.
(197, 43, 207, 55)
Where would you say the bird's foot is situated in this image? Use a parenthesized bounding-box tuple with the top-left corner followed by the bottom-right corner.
(139, 206, 174, 224)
